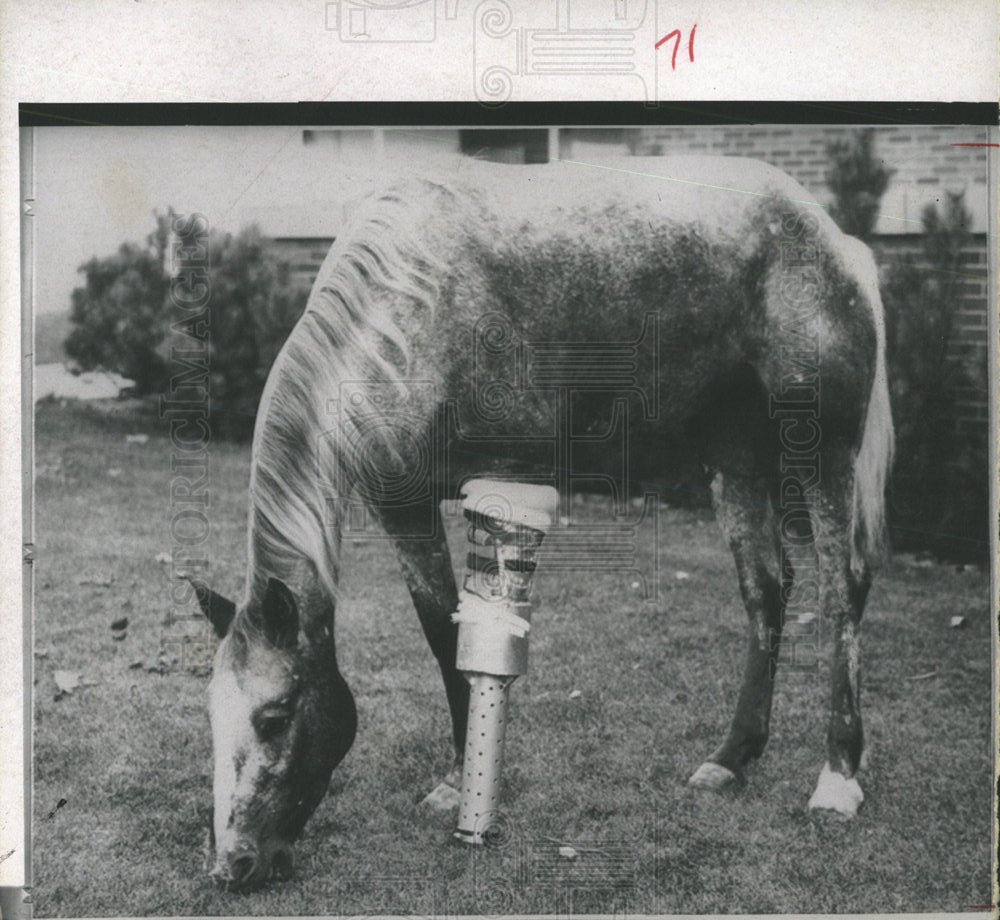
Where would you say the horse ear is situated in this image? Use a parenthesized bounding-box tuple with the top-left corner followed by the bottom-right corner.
(261, 578, 299, 651)
(187, 578, 237, 638)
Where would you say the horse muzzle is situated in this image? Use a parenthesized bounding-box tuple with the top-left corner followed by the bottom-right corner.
(210, 841, 295, 892)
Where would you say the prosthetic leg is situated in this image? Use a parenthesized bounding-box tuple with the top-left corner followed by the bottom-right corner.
(452, 479, 558, 844)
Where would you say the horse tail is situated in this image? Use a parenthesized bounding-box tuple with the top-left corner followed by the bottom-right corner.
(846, 237, 894, 576)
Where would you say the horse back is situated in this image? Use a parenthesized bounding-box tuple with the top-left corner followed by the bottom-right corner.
(367, 158, 871, 431)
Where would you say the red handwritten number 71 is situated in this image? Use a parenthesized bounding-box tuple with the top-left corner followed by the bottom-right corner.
(656, 25, 697, 70)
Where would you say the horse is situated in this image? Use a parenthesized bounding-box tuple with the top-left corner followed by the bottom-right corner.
(188, 155, 893, 890)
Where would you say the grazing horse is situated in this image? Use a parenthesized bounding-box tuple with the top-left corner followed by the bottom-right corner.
(190, 155, 893, 890)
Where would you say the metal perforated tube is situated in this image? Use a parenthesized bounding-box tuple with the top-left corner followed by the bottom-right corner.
(454, 673, 511, 844)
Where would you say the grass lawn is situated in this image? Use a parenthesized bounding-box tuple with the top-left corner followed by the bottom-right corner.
(31, 400, 992, 916)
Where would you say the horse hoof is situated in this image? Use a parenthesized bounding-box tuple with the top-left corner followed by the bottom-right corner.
(421, 781, 461, 812)
(808, 763, 864, 817)
(688, 761, 737, 790)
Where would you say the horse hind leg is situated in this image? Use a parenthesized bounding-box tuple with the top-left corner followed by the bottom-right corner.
(378, 500, 469, 780)
(689, 462, 792, 790)
(803, 444, 872, 818)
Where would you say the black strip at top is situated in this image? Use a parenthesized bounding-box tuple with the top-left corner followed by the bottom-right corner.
(19, 101, 999, 128)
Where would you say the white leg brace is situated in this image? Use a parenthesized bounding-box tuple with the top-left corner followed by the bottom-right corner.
(452, 479, 558, 844)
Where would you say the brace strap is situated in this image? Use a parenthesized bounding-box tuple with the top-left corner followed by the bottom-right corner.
(451, 590, 531, 638)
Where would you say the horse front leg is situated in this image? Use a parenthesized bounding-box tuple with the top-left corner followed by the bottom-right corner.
(379, 501, 468, 780)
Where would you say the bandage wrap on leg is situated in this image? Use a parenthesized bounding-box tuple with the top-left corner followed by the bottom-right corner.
(452, 479, 558, 844)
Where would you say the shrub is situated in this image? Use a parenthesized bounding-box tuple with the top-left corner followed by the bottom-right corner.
(880, 194, 987, 562)
(65, 212, 310, 438)
(65, 213, 173, 393)
(192, 225, 308, 439)
(825, 128, 894, 241)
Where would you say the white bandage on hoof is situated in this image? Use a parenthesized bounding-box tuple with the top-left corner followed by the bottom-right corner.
(688, 761, 737, 790)
(808, 762, 864, 817)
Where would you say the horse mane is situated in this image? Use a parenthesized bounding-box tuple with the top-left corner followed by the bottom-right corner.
(242, 179, 452, 610)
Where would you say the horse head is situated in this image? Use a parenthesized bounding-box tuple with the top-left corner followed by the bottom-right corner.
(191, 576, 357, 891)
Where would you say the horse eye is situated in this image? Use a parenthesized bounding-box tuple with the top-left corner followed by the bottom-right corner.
(256, 711, 292, 741)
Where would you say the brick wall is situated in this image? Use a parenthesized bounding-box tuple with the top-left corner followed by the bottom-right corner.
(633, 125, 990, 229)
